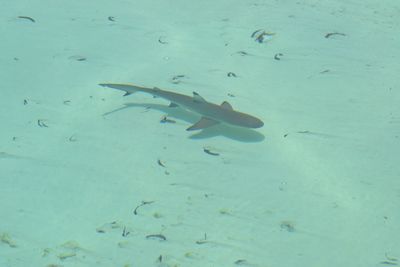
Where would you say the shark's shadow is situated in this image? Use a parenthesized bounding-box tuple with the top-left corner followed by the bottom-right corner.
(104, 102, 265, 142)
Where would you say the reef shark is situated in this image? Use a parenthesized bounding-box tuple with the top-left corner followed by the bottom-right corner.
(99, 83, 264, 131)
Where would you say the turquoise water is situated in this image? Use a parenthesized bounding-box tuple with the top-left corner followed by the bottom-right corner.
(1, 1, 399, 266)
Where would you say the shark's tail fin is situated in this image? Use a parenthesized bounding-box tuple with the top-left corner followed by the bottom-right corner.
(99, 83, 140, 96)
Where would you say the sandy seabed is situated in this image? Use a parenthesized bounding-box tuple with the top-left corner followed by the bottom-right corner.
(1, 1, 399, 266)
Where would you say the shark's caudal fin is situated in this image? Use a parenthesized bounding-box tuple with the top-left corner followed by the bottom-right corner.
(99, 83, 140, 96)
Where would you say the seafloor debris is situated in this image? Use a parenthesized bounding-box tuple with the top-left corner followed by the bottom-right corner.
(184, 251, 201, 260)
(234, 259, 255, 266)
(380, 253, 398, 265)
(58, 252, 76, 261)
(158, 36, 168, 44)
(96, 220, 129, 234)
(280, 221, 295, 232)
(325, 32, 346, 38)
(232, 51, 250, 56)
(170, 74, 186, 84)
(157, 159, 166, 167)
(251, 29, 275, 43)
(203, 146, 220, 156)
(145, 234, 166, 241)
(37, 119, 48, 127)
(274, 53, 283, 60)
(0, 232, 17, 248)
(17, 16, 35, 23)
(156, 158, 170, 175)
(133, 200, 155, 215)
(195, 233, 209, 245)
(68, 134, 77, 142)
(122, 226, 130, 237)
(42, 240, 88, 262)
(68, 55, 86, 61)
(160, 115, 176, 124)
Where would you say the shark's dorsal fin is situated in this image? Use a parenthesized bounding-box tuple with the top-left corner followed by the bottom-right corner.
(220, 101, 233, 110)
(186, 117, 219, 131)
(192, 92, 206, 103)
(169, 102, 178, 107)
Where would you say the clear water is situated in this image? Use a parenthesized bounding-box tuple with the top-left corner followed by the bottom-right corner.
(1, 1, 399, 266)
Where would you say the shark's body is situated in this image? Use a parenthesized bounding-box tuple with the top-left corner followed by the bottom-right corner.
(99, 83, 264, 131)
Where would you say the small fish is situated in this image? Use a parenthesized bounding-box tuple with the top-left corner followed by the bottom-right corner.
(99, 83, 264, 131)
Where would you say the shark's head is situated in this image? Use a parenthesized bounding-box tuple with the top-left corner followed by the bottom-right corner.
(223, 110, 264, 129)
(238, 114, 264, 128)
(250, 117, 264, 128)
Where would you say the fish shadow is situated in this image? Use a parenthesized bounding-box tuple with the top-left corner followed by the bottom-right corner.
(104, 102, 265, 142)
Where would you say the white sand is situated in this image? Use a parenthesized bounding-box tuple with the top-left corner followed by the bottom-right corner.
(1, 0, 399, 266)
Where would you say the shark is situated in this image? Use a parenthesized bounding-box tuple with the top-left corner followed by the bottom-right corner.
(99, 83, 264, 131)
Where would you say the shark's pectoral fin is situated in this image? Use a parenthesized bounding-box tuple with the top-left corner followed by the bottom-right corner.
(169, 102, 179, 107)
(186, 117, 219, 131)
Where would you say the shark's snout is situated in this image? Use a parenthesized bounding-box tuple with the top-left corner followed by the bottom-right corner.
(252, 117, 264, 128)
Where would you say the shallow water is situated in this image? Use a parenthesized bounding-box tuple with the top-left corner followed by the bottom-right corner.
(1, 1, 399, 266)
